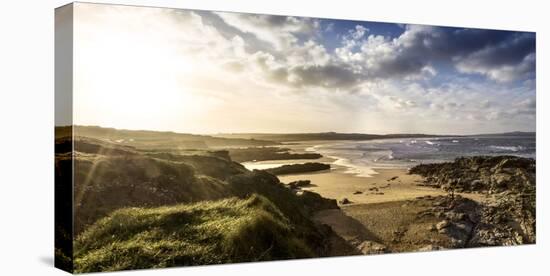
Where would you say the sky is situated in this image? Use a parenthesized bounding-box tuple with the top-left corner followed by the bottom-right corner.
(71, 3, 536, 135)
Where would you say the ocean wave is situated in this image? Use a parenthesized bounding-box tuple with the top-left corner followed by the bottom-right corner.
(330, 155, 379, 177)
(304, 145, 318, 152)
(489, 145, 524, 152)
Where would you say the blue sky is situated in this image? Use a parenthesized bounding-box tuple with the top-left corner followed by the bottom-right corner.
(73, 3, 536, 134)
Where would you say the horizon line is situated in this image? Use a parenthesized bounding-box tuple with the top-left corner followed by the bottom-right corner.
(58, 124, 536, 137)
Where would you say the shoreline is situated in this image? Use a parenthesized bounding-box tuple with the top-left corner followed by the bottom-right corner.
(239, 140, 533, 254)
(244, 140, 487, 205)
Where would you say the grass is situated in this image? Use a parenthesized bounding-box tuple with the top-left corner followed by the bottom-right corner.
(74, 195, 315, 273)
(59, 136, 335, 272)
(72, 149, 235, 234)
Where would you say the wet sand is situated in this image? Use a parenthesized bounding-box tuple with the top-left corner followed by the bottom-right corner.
(279, 166, 486, 204)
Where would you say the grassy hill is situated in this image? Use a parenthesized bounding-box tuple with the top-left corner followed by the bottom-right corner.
(56, 125, 279, 150)
(74, 195, 318, 272)
(55, 130, 341, 272)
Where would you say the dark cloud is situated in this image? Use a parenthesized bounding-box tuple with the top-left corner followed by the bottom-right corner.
(289, 64, 360, 88)
(348, 25, 535, 81)
(250, 50, 359, 89)
(460, 32, 534, 66)
(373, 26, 535, 81)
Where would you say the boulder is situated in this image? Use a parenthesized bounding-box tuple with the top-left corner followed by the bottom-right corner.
(339, 198, 351, 205)
(288, 180, 311, 189)
(299, 190, 339, 212)
(357, 241, 387, 254)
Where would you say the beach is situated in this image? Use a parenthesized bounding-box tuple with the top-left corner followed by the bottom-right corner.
(244, 140, 489, 205)
(245, 140, 498, 253)
(280, 167, 486, 204)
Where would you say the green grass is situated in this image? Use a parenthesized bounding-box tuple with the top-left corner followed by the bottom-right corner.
(61, 137, 335, 272)
(74, 195, 315, 273)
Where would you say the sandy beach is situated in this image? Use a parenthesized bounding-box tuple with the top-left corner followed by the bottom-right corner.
(279, 167, 487, 204)
(260, 140, 488, 204)
(263, 141, 490, 254)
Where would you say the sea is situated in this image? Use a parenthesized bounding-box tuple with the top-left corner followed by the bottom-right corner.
(305, 134, 536, 177)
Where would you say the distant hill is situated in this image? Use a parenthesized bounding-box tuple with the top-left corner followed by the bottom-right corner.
(214, 132, 449, 142)
(215, 131, 536, 142)
(469, 131, 535, 137)
(56, 125, 279, 149)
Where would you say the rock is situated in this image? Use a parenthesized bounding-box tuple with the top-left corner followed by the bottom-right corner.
(436, 220, 451, 230)
(428, 224, 437, 231)
(265, 162, 330, 175)
(467, 213, 480, 223)
(287, 180, 311, 189)
(454, 222, 473, 233)
(353, 191, 363, 195)
(408, 156, 536, 248)
(339, 198, 351, 205)
(299, 190, 339, 211)
(409, 155, 535, 194)
(357, 241, 387, 254)
(491, 173, 512, 188)
(450, 238, 466, 247)
(471, 179, 484, 190)
(418, 245, 443, 252)
(445, 211, 466, 221)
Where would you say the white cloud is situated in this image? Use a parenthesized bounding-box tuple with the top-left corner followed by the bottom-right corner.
(215, 12, 319, 51)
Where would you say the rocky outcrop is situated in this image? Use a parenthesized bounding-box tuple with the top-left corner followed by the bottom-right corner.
(419, 195, 481, 248)
(299, 190, 339, 212)
(410, 155, 535, 194)
(288, 180, 312, 189)
(264, 162, 331, 175)
(228, 147, 322, 162)
(470, 192, 536, 246)
(339, 198, 352, 205)
(410, 156, 536, 246)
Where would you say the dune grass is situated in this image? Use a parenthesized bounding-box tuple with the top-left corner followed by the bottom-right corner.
(74, 195, 315, 273)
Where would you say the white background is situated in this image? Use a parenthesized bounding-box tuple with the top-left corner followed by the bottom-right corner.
(0, 0, 548, 275)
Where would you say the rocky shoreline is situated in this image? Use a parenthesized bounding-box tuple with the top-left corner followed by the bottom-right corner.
(409, 156, 536, 247)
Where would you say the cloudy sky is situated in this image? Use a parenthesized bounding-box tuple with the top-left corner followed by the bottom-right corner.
(72, 3, 535, 135)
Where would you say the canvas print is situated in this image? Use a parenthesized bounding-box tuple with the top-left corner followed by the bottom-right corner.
(55, 2, 536, 273)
